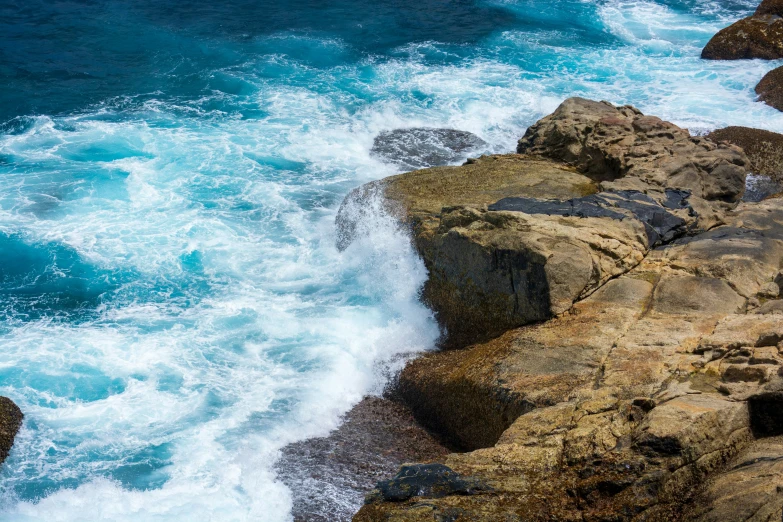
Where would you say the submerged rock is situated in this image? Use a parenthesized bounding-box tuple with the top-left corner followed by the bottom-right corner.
(369, 464, 488, 502)
(702, 10, 783, 60)
(756, 66, 783, 112)
(0, 396, 23, 466)
(370, 128, 488, 170)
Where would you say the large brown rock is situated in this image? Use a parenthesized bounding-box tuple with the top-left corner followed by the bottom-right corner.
(702, 14, 783, 60)
(757, 66, 783, 112)
(356, 200, 783, 521)
(707, 126, 783, 181)
(0, 396, 22, 466)
(345, 102, 783, 521)
(517, 97, 747, 204)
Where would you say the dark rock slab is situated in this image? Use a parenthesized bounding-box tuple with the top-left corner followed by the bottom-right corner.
(756, 66, 783, 112)
(0, 396, 23, 465)
(702, 14, 783, 60)
(489, 189, 690, 246)
(276, 396, 450, 522)
(370, 463, 489, 502)
(371, 128, 488, 170)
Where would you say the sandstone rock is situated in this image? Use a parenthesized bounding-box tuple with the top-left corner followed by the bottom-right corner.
(702, 14, 783, 60)
(0, 396, 22, 466)
(756, 66, 783, 112)
(685, 437, 783, 522)
(707, 127, 783, 187)
(370, 128, 489, 171)
(517, 97, 748, 204)
(342, 101, 783, 521)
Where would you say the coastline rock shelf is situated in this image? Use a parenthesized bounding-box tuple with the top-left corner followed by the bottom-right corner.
(339, 98, 783, 521)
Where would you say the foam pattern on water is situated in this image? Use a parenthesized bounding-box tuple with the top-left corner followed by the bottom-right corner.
(1, 0, 783, 520)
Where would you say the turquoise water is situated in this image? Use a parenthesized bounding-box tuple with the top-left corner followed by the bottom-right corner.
(0, 0, 781, 520)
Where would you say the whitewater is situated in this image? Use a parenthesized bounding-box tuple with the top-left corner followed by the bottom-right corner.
(0, 0, 781, 520)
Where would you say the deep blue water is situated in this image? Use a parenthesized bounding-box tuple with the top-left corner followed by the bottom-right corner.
(0, 0, 780, 520)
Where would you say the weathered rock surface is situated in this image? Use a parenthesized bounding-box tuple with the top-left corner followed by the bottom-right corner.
(0, 396, 23, 466)
(702, 12, 783, 60)
(335, 99, 783, 521)
(371, 128, 489, 171)
(685, 437, 783, 521)
(516, 97, 747, 204)
(340, 98, 749, 349)
(707, 126, 783, 184)
(357, 199, 783, 521)
(756, 66, 783, 112)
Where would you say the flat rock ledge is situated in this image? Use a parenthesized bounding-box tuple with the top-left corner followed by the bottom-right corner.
(336, 98, 783, 521)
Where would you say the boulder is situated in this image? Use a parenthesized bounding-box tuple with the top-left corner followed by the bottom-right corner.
(517, 97, 748, 204)
(702, 14, 783, 60)
(756, 66, 783, 112)
(370, 128, 488, 171)
(756, 0, 783, 17)
(707, 127, 783, 189)
(0, 396, 22, 466)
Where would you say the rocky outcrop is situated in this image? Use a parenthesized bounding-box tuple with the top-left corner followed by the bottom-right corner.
(702, 0, 783, 61)
(0, 396, 22, 466)
(516, 98, 747, 205)
(340, 98, 748, 349)
(356, 198, 783, 522)
(371, 128, 488, 171)
(334, 99, 783, 521)
(756, 66, 783, 112)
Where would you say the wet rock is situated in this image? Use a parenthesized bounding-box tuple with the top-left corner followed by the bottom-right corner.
(756, 66, 783, 112)
(0, 396, 23, 466)
(702, 14, 783, 60)
(517, 97, 748, 204)
(707, 126, 783, 185)
(370, 128, 488, 171)
(370, 464, 488, 502)
(277, 396, 450, 522)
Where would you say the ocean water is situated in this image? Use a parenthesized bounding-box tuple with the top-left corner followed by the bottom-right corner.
(0, 0, 781, 520)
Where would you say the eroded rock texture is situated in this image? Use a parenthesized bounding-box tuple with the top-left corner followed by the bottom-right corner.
(337, 98, 783, 521)
(756, 66, 783, 112)
(702, 0, 783, 60)
(0, 396, 23, 466)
